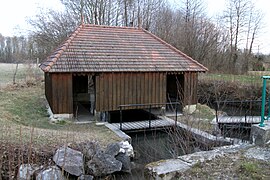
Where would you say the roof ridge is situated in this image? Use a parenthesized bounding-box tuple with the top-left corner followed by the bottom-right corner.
(83, 24, 140, 30)
(141, 29, 208, 72)
(41, 25, 84, 72)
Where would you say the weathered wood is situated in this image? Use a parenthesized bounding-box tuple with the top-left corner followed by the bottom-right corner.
(45, 73, 53, 111)
(100, 74, 104, 111)
(95, 72, 167, 112)
(120, 73, 125, 110)
(183, 72, 197, 106)
(145, 73, 149, 105)
(129, 73, 133, 106)
(112, 73, 117, 111)
(108, 73, 113, 110)
(96, 75, 100, 111)
(124, 73, 129, 109)
(46, 71, 198, 114)
(49, 73, 73, 114)
(141, 73, 145, 106)
(116, 73, 121, 110)
(136, 73, 140, 105)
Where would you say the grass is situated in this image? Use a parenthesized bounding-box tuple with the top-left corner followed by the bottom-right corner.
(199, 73, 262, 86)
(0, 83, 121, 150)
(239, 162, 262, 179)
(0, 63, 42, 86)
(193, 103, 216, 120)
(0, 64, 269, 179)
(0, 63, 122, 147)
(0, 70, 122, 178)
(175, 104, 215, 133)
(178, 153, 270, 179)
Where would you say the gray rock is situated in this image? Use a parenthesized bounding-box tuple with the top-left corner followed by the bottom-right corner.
(105, 143, 120, 156)
(87, 151, 122, 176)
(79, 174, 94, 180)
(145, 159, 191, 180)
(244, 147, 270, 161)
(115, 152, 131, 173)
(251, 123, 270, 146)
(145, 144, 252, 180)
(36, 166, 65, 180)
(53, 146, 84, 176)
(77, 141, 101, 159)
(17, 164, 41, 180)
(119, 141, 134, 158)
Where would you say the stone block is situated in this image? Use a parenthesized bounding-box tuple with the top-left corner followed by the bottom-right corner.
(251, 121, 270, 146)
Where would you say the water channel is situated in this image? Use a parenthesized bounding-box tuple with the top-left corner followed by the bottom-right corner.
(113, 126, 213, 179)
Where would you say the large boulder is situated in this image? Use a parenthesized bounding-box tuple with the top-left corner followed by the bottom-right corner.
(17, 164, 41, 180)
(87, 151, 122, 176)
(36, 166, 65, 180)
(73, 141, 101, 160)
(115, 152, 131, 173)
(105, 143, 121, 156)
(53, 146, 84, 176)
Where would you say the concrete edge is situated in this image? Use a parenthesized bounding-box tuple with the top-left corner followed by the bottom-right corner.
(105, 123, 131, 142)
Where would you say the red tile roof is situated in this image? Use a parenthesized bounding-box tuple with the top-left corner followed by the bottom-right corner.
(40, 24, 208, 73)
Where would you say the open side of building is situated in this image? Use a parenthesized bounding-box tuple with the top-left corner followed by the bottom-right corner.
(40, 24, 207, 120)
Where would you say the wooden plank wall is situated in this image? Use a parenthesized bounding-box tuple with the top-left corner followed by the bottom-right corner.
(45, 73, 53, 110)
(184, 72, 198, 105)
(96, 72, 167, 112)
(50, 73, 73, 114)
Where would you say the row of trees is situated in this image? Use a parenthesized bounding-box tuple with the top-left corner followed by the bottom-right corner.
(0, 0, 268, 73)
(0, 35, 30, 63)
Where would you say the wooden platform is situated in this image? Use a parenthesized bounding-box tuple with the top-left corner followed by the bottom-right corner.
(213, 116, 261, 124)
(111, 119, 176, 131)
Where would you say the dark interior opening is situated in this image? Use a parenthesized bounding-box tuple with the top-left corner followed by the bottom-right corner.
(108, 109, 159, 123)
(73, 75, 95, 119)
(166, 74, 184, 111)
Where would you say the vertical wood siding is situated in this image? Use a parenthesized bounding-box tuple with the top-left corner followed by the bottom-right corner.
(45, 73, 53, 110)
(184, 72, 198, 105)
(96, 72, 167, 112)
(49, 73, 73, 114)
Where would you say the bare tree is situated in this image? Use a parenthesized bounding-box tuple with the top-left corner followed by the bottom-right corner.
(27, 9, 78, 59)
(223, 0, 263, 73)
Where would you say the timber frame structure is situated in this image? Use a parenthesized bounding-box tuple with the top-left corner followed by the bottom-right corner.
(40, 24, 207, 119)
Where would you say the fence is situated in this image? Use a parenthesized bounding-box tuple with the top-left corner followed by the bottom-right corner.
(214, 100, 263, 124)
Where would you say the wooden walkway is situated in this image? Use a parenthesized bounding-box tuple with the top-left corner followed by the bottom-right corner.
(213, 116, 261, 124)
(111, 119, 176, 131)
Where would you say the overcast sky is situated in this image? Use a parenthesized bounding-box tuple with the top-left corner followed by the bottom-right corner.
(0, 0, 269, 54)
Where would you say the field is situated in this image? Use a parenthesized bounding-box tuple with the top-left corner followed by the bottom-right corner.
(0, 63, 42, 87)
(0, 64, 120, 146)
(0, 63, 123, 178)
(199, 72, 266, 87)
(0, 63, 269, 179)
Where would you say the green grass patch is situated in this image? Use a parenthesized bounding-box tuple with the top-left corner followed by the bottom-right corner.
(0, 84, 59, 129)
(193, 103, 215, 120)
(199, 73, 262, 86)
(239, 162, 259, 173)
(238, 161, 267, 179)
(178, 104, 215, 133)
(179, 154, 270, 179)
(0, 83, 122, 147)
